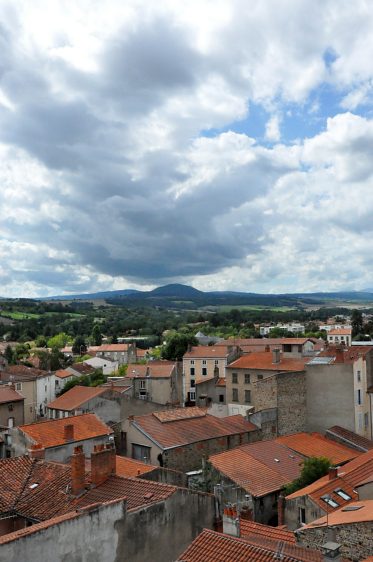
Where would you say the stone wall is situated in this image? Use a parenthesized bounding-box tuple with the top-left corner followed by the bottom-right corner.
(297, 521, 373, 562)
(277, 371, 306, 435)
(284, 495, 325, 530)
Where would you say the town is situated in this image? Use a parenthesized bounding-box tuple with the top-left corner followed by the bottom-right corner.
(0, 290, 373, 561)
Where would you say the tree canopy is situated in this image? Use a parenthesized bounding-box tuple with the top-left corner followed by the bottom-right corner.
(283, 456, 331, 496)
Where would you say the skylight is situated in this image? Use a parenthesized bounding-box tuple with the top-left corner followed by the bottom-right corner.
(335, 489, 351, 501)
(321, 496, 339, 508)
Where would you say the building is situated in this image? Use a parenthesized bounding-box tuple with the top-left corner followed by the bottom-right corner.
(0, 386, 24, 458)
(92, 343, 137, 365)
(125, 361, 181, 405)
(284, 447, 373, 530)
(0, 365, 56, 421)
(65, 363, 96, 378)
(276, 432, 360, 465)
(306, 346, 373, 438)
(209, 440, 303, 525)
(182, 345, 240, 405)
(195, 376, 227, 417)
(83, 356, 118, 374)
(10, 413, 114, 462)
(46, 385, 123, 424)
(216, 338, 316, 357)
(327, 328, 352, 346)
(54, 369, 76, 394)
(226, 350, 307, 435)
(0, 446, 215, 562)
(123, 406, 260, 472)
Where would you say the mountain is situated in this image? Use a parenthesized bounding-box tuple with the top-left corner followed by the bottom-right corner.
(42, 289, 140, 301)
(149, 284, 203, 297)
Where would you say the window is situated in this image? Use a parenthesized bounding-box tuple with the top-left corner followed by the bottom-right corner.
(357, 370, 361, 382)
(214, 360, 219, 365)
(45, 385, 47, 393)
(15, 383, 22, 391)
(7, 417, 14, 428)
(132, 444, 151, 463)
(190, 360, 195, 365)
(245, 390, 251, 403)
(232, 373, 238, 384)
(202, 367, 207, 376)
(244, 374, 250, 384)
(335, 489, 351, 501)
(202, 360, 207, 365)
(283, 344, 291, 352)
(297, 345, 302, 352)
(219, 394, 224, 403)
(232, 388, 239, 402)
(321, 496, 339, 508)
(357, 389, 362, 405)
(190, 367, 195, 376)
(190, 379, 196, 388)
(190, 391, 196, 401)
(257, 374, 263, 381)
(299, 507, 306, 525)
(365, 412, 369, 429)
(140, 380, 146, 389)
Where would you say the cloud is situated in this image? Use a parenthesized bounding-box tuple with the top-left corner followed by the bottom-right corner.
(0, 1, 373, 296)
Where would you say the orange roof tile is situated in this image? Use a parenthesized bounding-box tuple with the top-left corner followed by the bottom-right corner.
(328, 328, 352, 335)
(131, 409, 257, 450)
(239, 520, 296, 543)
(0, 386, 24, 404)
(126, 362, 176, 379)
(55, 369, 74, 379)
(176, 529, 323, 562)
(276, 433, 360, 465)
(18, 413, 113, 448)
(115, 456, 156, 477)
(95, 344, 131, 352)
(326, 426, 373, 452)
(228, 352, 307, 371)
(47, 385, 107, 411)
(183, 345, 235, 359)
(216, 378, 226, 387)
(302, 500, 373, 528)
(209, 441, 303, 497)
(217, 338, 312, 346)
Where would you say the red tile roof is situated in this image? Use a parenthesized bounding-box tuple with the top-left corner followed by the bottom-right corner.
(115, 456, 157, 478)
(183, 346, 235, 359)
(131, 408, 257, 450)
(326, 426, 373, 452)
(55, 369, 74, 379)
(217, 338, 312, 347)
(0, 456, 34, 513)
(216, 378, 226, 387)
(1, 365, 50, 380)
(18, 413, 113, 448)
(276, 432, 360, 465)
(239, 520, 296, 543)
(68, 363, 95, 375)
(176, 529, 322, 562)
(228, 352, 307, 371)
(95, 344, 131, 352)
(47, 385, 107, 411)
(317, 345, 372, 364)
(126, 362, 176, 379)
(302, 499, 373, 528)
(153, 407, 206, 423)
(209, 441, 303, 497)
(328, 328, 352, 335)
(0, 386, 24, 404)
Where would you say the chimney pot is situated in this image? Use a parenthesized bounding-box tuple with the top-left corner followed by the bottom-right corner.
(28, 443, 45, 460)
(91, 442, 116, 487)
(64, 424, 74, 442)
(71, 445, 86, 496)
(328, 466, 338, 480)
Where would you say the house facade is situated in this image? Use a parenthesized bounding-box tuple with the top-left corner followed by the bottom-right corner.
(93, 343, 137, 365)
(126, 361, 181, 405)
(0, 386, 24, 458)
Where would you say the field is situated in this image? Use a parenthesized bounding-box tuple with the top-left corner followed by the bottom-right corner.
(207, 305, 298, 312)
(0, 311, 85, 321)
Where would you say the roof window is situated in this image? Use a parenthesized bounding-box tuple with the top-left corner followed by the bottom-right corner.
(334, 489, 352, 501)
(321, 496, 339, 508)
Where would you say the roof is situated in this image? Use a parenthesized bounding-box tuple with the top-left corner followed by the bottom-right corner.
(301, 500, 373, 528)
(115, 456, 157, 478)
(68, 363, 95, 375)
(18, 413, 113, 448)
(176, 529, 323, 562)
(217, 338, 312, 347)
(326, 426, 373, 452)
(228, 352, 307, 372)
(239, 520, 296, 543)
(131, 407, 257, 450)
(216, 378, 226, 387)
(286, 448, 373, 512)
(0, 386, 24, 404)
(276, 432, 360, 465)
(315, 345, 372, 365)
(95, 344, 131, 352)
(0, 365, 50, 381)
(328, 328, 352, 335)
(47, 385, 109, 411)
(209, 441, 303, 497)
(183, 345, 236, 359)
(126, 362, 176, 379)
(55, 369, 74, 379)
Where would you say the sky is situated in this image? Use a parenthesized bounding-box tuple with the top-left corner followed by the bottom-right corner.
(1, 0, 373, 297)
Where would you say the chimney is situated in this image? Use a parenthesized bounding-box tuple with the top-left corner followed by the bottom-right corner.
(278, 493, 285, 526)
(28, 443, 45, 460)
(265, 345, 270, 352)
(71, 445, 86, 497)
(272, 348, 281, 364)
(222, 506, 240, 537)
(328, 466, 338, 480)
(64, 424, 74, 442)
(335, 346, 344, 363)
(322, 541, 342, 561)
(91, 442, 116, 487)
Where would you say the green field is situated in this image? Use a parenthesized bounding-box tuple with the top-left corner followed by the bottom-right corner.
(0, 311, 85, 321)
(206, 305, 298, 312)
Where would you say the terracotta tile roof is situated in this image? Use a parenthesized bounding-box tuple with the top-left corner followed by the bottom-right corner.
(0, 456, 34, 513)
(126, 362, 176, 379)
(68, 363, 95, 375)
(228, 352, 307, 372)
(276, 433, 360, 465)
(0, 386, 24, 404)
(209, 441, 303, 497)
(95, 344, 131, 352)
(176, 529, 323, 562)
(153, 407, 207, 423)
(115, 456, 157, 477)
(195, 376, 215, 385)
(55, 369, 74, 379)
(1, 365, 50, 380)
(217, 338, 312, 347)
(316, 345, 372, 364)
(47, 385, 107, 411)
(131, 409, 257, 450)
(302, 499, 373, 528)
(216, 378, 226, 387)
(328, 328, 352, 335)
(239, 520, 296, 543)
(183, 346, 235, 359)
(326, 426, 373, 452)
(18, 413, 113, 448)
(76, 475, 176, 511)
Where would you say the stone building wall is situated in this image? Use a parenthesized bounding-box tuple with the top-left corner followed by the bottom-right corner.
(277, 371, 306, 435)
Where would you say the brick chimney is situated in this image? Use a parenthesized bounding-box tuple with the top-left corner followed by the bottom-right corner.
(265, 345, 270, 352)
(272, 348, 281, 364)
(222, 506, 240, 537)
(64, 424, 74, 442)
(28, 443, 45, 460)
(278, 493, 285, 526)
(328, 466, 338, 480)
(71, 445, 86, 497)
(91, 442, 116, 487)
(335, 346, 345, 363)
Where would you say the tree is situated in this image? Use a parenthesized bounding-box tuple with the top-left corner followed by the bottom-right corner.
(72, 335, 87, 355)
(161, 333, 198, 361)
(351, 310, 364, 338)
(35, 335, 48, 348)
(47, 333, 69, 350)
(91, 324, 102, 346)
(283, 456, 331, 495)
(4, 345, 15, 365)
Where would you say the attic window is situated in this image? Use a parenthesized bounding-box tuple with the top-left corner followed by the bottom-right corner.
(335, 489, 352, 501)
(341, 505, 363, 511)
(29, 483, 39, 489)
(321, 496, 339, 508)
